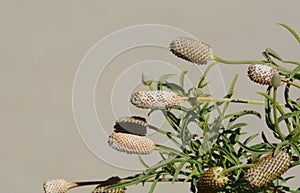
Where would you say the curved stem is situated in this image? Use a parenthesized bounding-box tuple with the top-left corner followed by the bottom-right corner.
(211, 55, 264, 65)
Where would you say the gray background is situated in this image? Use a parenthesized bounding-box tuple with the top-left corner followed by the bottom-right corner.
(1, 1, 300, 193)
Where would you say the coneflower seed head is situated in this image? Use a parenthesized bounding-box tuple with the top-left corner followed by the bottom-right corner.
(170, 36, 212, 65)
(197, 167, 229, 193)
(247, 64, 279, 85)
(43, 179, 74, 193)
(130, 90, 181, 110)
(108, 132, 155, 155)
(244, 150, 290, 188)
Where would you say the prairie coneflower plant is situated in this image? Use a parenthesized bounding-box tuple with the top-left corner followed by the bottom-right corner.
(44, 23, 300, 193)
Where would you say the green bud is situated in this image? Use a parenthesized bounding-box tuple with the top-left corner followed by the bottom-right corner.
(142, 72, 153, 86)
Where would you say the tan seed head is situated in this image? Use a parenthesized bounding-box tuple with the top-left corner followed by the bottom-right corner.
(92, 185, 126, 193)
(244, 150, 290, 188)
(114, 116, 147, 136)
(197, 166, 229, 193)
(108, 132, 155, 155)
(170, 36, 212, 65)
(43, 179, 77, 193)
(130, 90, 181, 110)
(247, 64, 279, 85)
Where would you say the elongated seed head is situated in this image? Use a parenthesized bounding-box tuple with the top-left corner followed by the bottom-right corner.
(247, 64, 279, 85)
(108, 132, 155, 155)
(43, 179, 76, 193)
(197, 167, 229, 193)
(92, 185, 126, 193)
(114, 116, 147, 136)
(244, 150, 290, 188)
(170, 36, 212, 65)
(130, 90, 181, 110)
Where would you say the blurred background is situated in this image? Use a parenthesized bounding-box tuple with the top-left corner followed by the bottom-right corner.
(1, 1, 300, 193)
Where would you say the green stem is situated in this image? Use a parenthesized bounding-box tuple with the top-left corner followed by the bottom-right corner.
(211, 55, 264, 65)
(273, 87, 285, 141)
(182, 96, 287, 107)
(221, 164, 253, 175)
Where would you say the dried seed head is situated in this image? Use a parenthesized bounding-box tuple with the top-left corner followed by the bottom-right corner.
(114, 116, 147, 136)
(170, 36, 212, 65)
(43, 179, 76, 193)
(197, 166, 229, 193)
(92, 185, 126, 193)
(108, 132, 155, 155)
(244, 150, 290, 188)
(247, 64, 279, 85)
(130, 90, 181, 110)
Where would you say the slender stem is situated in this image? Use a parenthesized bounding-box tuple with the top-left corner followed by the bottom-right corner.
(196, 97, 265, 105)
(273, 87, 285, 141)
(179, 96, 287, 107)
(221, 164, 253, 175)
(211, 55, 264, 65)
(281, 78, 300, 89)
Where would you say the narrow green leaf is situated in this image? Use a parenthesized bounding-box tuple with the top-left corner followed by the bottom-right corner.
(223, 74, 238, 114)
(291, 143, 300, 158)
(265, 48, 283, 61)
(138, 154, 150, 168)
(197, 62, 218, 88)
(228, 122, 247, 130)
(278, 23, 300, 44)
(155, 144, 189, 159)
(148, 174, 159, 193)
(180, 71, 188, 88)
(162, 82, 185, 96)
(158, 73, 176, 82)
(145, 157, 184, 174)
(278, 111, 300, 123)
(237, 141, 272, 154)
(107, 173, 156, 190)
(172, 160, 186, 183)
(290, 65, 300, 78)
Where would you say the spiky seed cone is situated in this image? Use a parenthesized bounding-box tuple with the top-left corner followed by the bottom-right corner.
(92, 185, 126, 193)
(169, 36, 212, 65)
(108, 132, 155, 155)
(114, 116, 147, 136)
(43, 179, 77, 193)
(130, 90, 182, 110)
(247, 64, 279, 85)
(197, 167, 229, 193)
(244, 150, 290, 188)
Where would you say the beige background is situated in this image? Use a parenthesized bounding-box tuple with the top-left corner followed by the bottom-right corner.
(1, 1, 300, 193)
